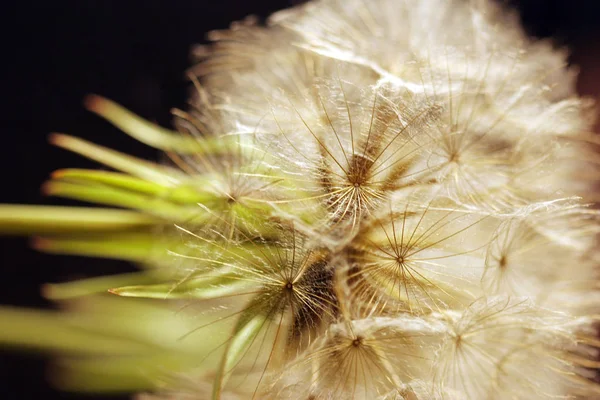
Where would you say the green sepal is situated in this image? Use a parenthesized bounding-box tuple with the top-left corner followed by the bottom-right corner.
(32, 232, 186, 263)
(109, 273, 250, 300)
(85, 94, 238, 155)
(43, 180, 205, 222)
(51, 352, 201, 393)
(0, 205, 157, 235)
(50, 133, 180, 186)
(0, 306, 154, 355)
(212, 312, 268, 400)
(42, 272, 161, 300)
(53, 168, 216, 205)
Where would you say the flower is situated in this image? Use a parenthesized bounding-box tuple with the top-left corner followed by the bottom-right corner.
(1, 0, 599, 399)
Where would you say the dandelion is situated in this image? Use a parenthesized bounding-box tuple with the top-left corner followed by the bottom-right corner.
(1, 0, 599, 399)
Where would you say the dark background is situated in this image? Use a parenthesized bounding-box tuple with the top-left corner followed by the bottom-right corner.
(1, 1, 599, 398)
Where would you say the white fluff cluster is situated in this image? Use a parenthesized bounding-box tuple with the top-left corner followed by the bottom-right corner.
(138, 0, 600, 399)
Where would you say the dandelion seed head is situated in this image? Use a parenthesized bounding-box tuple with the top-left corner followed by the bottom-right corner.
(2, 0, 599, 399)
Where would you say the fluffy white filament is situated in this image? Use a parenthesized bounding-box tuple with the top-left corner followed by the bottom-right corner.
(134, 0, 600, 398)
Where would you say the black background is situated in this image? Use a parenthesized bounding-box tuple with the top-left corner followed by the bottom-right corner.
(1, 1, 599, 398)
